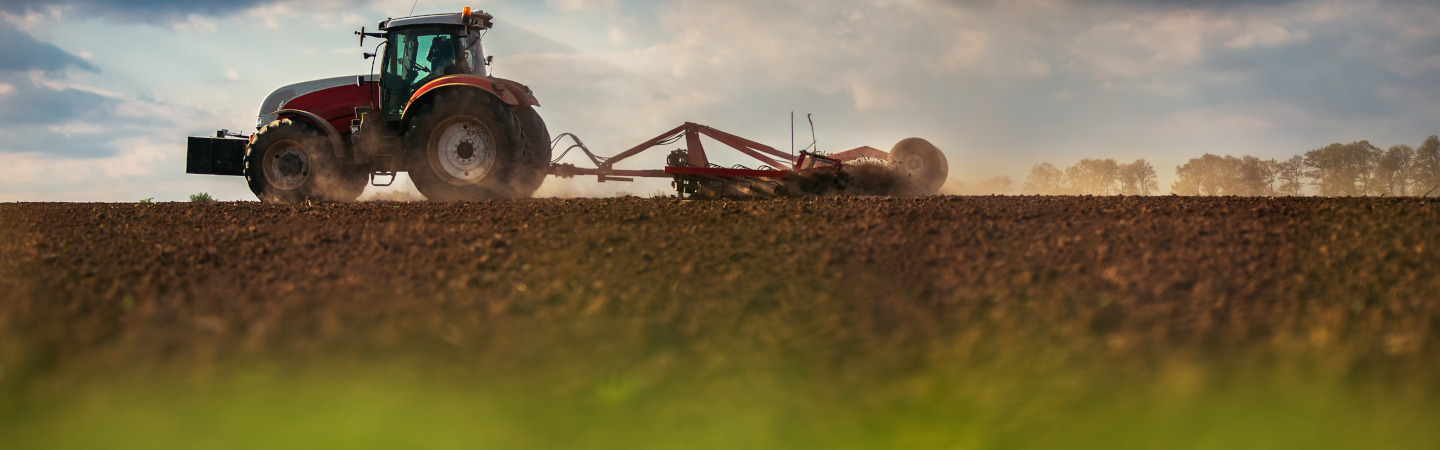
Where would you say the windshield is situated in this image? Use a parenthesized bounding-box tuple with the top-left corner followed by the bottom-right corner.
(380, 25, 485, 118)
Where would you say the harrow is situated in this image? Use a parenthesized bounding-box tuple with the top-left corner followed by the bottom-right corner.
(545, 122, 949, 198)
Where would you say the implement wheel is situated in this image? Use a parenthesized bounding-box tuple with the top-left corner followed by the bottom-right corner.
(404, 89, 520, 201)
(888, 137, 949, 194)
(244, 118, 366, 203)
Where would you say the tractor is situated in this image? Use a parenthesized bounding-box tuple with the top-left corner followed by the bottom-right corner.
(187, 8, 549, 202)
(187, 8, 950, 202)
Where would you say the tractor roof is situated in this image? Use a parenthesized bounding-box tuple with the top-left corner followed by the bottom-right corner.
(379, 9, 493, 31)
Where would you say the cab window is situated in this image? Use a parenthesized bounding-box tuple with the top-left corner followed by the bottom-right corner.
(381, 26, 461, 118)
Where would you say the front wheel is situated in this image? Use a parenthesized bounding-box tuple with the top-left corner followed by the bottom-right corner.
(404, 90, 519, 201)
(244, 119, 366, 203)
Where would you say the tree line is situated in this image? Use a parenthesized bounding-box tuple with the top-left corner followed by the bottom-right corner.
(1021, 135, 1440, 196)
(1021, 159, 1160, 195)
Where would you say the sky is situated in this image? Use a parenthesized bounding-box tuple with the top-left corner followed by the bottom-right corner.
(1, 0, 1438, 201)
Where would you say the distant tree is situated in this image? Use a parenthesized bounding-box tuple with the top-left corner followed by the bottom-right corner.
(1276, 155, 1305, 196)
(1375, 145, 1415, 196)
(1024, 163, 1066, 194)
(1414, 135, 1440, 196)
(1172, 154, 1232, 195)
(1065, 158, 1120, 195)
(1233, 156, 1274, 196)
(1262, 158, 1283, 194)
(1353, 141, 1383, 195)
(977, 176, 1013, 194)
(1304, 144, 1341, 195)
(1304, 141, 1379, 196)
(1118, 159, 1158, 195)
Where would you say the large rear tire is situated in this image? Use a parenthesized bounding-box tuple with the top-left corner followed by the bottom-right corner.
(404, 90, 520, 201)
(509, 106, 551, 197)
(887, 137, 948, 195)
(244, 119, 366, 203)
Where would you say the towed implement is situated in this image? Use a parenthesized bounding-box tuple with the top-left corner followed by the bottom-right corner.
(186, 8, 948, 202)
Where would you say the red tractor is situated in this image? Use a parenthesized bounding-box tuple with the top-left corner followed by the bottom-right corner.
(187, 8, 950, 202)
(188, 8, 549, 202)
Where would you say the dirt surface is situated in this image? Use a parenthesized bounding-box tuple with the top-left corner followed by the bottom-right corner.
(3, 196, 1439, 448)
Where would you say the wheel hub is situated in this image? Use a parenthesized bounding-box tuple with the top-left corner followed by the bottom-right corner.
(434, 117, 496, 184)
(899, 155, 924, 177)
(265, 143, 310, 191)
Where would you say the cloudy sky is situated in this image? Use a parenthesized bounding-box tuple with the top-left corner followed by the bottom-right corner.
(2, 0, 1438, 201)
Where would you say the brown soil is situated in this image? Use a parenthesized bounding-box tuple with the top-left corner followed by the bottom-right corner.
(2, 196, 1439, 384)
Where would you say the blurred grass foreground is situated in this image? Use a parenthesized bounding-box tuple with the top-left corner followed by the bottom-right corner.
(5, 347, 1437, 449)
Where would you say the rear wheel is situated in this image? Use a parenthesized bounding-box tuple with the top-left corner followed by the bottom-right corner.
(509, 106, 552, 197)
(404, 90, 519, 201)
(244, 119, 366, 203)
(887, 137, 948, 194)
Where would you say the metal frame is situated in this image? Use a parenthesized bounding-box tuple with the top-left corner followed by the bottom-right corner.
(546, 122, 882, 183)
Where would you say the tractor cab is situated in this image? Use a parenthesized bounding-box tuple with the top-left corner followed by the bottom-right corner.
(372, 9, 493, 120)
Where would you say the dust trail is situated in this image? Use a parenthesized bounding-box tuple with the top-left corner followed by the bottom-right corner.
(357, 174, 427, 202)
(783, 161, 925, 197)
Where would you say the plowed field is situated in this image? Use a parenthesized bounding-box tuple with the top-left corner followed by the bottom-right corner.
(2, 196, 1439, 449)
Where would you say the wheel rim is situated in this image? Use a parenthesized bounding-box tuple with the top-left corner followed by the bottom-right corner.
(430, 115, 497, 186)
(264, 140, 310, 191)
(897, 153, 925, 178)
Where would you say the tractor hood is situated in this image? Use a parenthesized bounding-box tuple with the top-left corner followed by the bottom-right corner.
(257, 75, 377, 129)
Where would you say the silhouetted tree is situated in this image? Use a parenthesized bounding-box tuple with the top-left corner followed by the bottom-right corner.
(1024, 163, 1066, 194)
(1276, 155, 1305, 196)
(1066, 158, 1120, 195)
(1359, 140, 1382, 193)
(1118, 159, 1158, 195)
(1415, 135, 1440, 196)
(1376, 145, 1415, 196)
(1171, 154, 1234, 195)
(1304, 141, 1380, 196)
(1233, 155, 1274, 196)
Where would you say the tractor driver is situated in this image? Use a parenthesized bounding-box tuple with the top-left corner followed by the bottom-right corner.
(426, 35, 463, 77)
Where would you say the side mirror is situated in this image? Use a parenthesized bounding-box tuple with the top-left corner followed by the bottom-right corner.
(485, 55, 494, 65)
(356, 28, 387, 48)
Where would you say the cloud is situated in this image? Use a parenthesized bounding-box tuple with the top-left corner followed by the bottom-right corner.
(938, 29, 991, 72)
(1224, 20, 1309, 48)
(1070, 11, 1236, 78)
(0, 68, 182, 159)
(0, 77, 117, 127)
(0, 0, 274, 23)
(546, 0, 620, 13)
(0, 21, 99, 73)
(171, 14, 218, 32)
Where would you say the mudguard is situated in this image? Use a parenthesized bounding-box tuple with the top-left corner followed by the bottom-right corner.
(401, 74, 540, 125)
(273, 109, 347, 158)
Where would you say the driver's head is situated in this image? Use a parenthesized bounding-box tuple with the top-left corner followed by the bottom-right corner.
(427, 36, 455, 67)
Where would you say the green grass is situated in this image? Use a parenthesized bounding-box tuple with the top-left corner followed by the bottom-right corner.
(3, 350, 1436, 450)
(188, 192, 215, 202)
